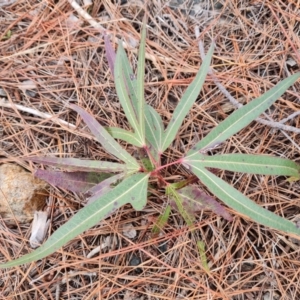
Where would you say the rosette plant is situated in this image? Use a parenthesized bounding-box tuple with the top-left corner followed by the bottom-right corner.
(1, 22, 300, 268)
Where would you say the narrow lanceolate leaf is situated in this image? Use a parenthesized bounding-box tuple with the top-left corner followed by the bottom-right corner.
(0, 173, 149, 268)
(161, 43, 214, 152)
(166, 185, 195, 228)
(187, 72, 300, 158)
(184, 153, 300, 178)
(104, 34, 142, 142)
(197, 241, 210, 273)
(145, 105, 164, 162)
(151, 205, 171, 237)
(118, 38, 138, 113)
(115, 42, 145, 146)
(35, 169, 113, 193)
(188, 164, 300, 236)
(70, 104, 140, 171)
(177, 185, 233, 221)
(136, 17, 147, 142)
(104, 35, 116, 77)
(106, 127, 142, 147)
(27, 156, 126, 173)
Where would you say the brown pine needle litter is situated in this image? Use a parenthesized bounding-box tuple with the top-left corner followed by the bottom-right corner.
(1, 0, 300, 299)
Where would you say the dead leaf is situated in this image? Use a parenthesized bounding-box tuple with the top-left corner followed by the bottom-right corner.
(122, 223, 137, 239)
(30, 211, 50, 248)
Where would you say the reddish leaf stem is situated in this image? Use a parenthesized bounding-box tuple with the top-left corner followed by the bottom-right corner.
(143, 145, 160, 168)
(155, 158, 183, 172)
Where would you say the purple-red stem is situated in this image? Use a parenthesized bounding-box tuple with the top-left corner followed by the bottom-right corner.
(143, 145, 160, 168)
(155, 158, 183, 172)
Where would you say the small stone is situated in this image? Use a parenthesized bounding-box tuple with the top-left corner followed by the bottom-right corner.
(129, 255, 141, 266)
(0, 164, 49, 224)
(158, 241, 168, 253)
(129, 254, 142, 275)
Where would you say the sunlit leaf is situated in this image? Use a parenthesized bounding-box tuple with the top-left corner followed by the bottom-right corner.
(162, 43, 214, 151)
(0, 173, 149, 268)
(187, 72, 300, 157)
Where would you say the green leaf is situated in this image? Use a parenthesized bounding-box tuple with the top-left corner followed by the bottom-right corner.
(86, 173, 124, 199)
(161, 43, 214, 152)
(184, 153, 300, 177)
(197, 241, 210, 273)
(145, 105, 164, 162)
(117, 38, 138, 114)
(140, 156, 155, 171)
(168, 179, 190, 190)
(0, 173, 149, 268)
(1, 30, 12, 40)
(27, 156, 127, 173)
(70, 104, 140, 171)
(136, 18, 147, 143)
(187, 72, 300, 157)
(115, 42, 145, 146)
(151, 205, 171, 237)
(166, 185, 195, 228)
(113, 20, 147, 145)
(106, 127, 142, 147)
(188, 164, 300, 236)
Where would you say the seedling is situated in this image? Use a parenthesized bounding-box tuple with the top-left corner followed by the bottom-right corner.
(1, 22, 300, 268)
